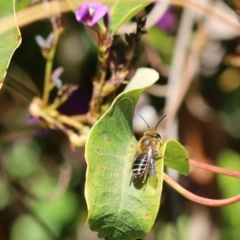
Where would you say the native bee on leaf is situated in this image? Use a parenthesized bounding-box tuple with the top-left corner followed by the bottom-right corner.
(132, 115, 166, 184)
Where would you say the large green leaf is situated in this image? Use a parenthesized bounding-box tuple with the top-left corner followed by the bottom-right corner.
(163, 139, 189, 176)
(66, 0, 151, 35)
(85, 68, 162, 240)
(0, 0, 21, 88)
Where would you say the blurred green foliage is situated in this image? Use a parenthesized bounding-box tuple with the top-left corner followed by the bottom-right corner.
(217, 150, 240, 240)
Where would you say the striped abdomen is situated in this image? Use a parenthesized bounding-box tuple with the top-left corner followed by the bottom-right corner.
(132, 153, 148, 179)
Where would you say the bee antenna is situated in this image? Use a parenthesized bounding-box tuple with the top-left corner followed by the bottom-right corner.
(139, 115, 150, 129)
(155, 115, 167, 130)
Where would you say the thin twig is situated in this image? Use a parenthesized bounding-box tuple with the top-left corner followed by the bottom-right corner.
(164, 6, 196, 139)
(5, 74, 38, 101)
(58, 114, 84, 130)
(164, 0, 240, 34)
(165, 24, 208, 133)
(0, 124, 41, 142)
(42, 29, 62, 104)
(71, 114, 98, 125)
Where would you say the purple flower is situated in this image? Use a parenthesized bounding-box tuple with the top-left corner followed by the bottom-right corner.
(75, 2, 110, 28)
(156, 8, 175, 32)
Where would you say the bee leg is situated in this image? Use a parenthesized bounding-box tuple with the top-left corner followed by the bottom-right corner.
(155, 150, 165, 159)
(129, 175, 133, 186)
(142, 173, 147, 183)
(142, 174, 146, 183)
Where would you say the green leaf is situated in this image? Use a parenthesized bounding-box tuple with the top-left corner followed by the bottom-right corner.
(108, 1, 151, 36)
(85, 68, 161, 240)
(146, 27, 175, 65)
(29, 192, 79, 234)
(66, 0, 151, 35)
(3, 141, 41, 178)
(163, 139, 189, 176)
(0, 0, 21, 88)
(15, 0, 32, 11)
(11, 215, 51, 240)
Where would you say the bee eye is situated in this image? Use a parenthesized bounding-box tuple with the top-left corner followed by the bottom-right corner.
(153, 133, 161, 139)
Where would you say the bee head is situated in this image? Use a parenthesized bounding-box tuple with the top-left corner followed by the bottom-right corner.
(143, 130, 161, 140)
(153, 132, 161, 140)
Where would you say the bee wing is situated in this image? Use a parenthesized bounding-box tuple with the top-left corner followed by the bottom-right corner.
(147, 145, 158, 187)
(146, 145, 156, 175)
(149, 157, 157, 176)
(131, 151, 138, 169)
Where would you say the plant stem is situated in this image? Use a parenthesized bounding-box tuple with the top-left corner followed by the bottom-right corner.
(163, 173, 240, 207)
(0, 124, 41, 142)
(71, 114, 97, 125)
(97, 32, 108, 92)
(89, 30, 110, 116)
(189, 159, 240, 178)
(58, 114, 84, 130)
(42, 29, 62, 105)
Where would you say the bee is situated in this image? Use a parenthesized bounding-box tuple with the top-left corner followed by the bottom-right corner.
(132, 115, 166, 183)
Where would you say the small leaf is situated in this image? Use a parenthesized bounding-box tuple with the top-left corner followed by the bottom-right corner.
(85, 68, 161, 240)
(0, 0, 21, 88)
(163, 139, 189, 176)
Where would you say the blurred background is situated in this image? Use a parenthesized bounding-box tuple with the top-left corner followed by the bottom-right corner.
(1, 0, 240, 239)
